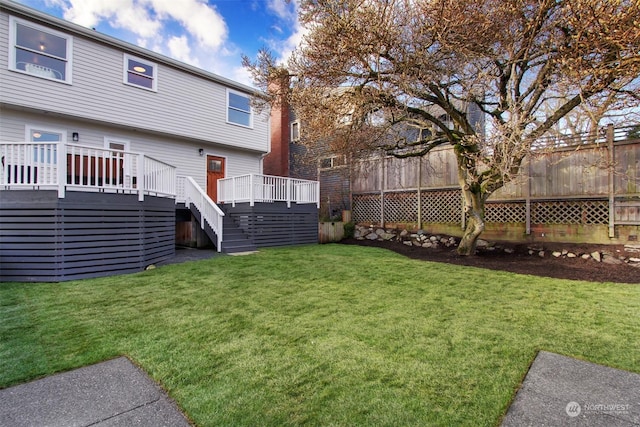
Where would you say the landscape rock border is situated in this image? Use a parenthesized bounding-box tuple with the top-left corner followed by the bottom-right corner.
(354, 225, 640, 268)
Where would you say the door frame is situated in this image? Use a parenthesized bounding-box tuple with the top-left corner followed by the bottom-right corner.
(206, 154, 227, 203)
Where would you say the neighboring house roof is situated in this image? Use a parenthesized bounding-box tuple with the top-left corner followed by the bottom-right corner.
(0, 0, 261, 96)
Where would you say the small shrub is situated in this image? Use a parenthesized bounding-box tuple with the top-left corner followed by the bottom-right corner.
(343, 222, 355, 239)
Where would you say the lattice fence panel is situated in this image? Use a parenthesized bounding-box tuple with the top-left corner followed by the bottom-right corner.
(383, 191, 418, 222)
(532, 200, 609, 224)
(485, 202, 527, 223)
(353, 193, 381, 223)
(420, 189, 462, 224)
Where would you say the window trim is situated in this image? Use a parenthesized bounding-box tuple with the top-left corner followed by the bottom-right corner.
(123, 53, 157, 92)
(290, 120, 301, 142)
(319, 155, 347, 170)
(9, 16, 73, 84)
(226, 89, 253, 128)
(25, 125, 67, 165)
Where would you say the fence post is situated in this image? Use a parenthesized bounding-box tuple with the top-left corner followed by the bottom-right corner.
(525, 156, 531, 235)
(607, 124, 615, 238)
(417, 156, 422, 229)
(138, 153, 145, 201)
(57, 142, 66, 198)
(250, 174, 255, 207)
(379, 154, 386, 227)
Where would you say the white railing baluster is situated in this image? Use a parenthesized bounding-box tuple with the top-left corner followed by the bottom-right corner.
(176, 175, 225, 252)
(216, 173, 319, 207)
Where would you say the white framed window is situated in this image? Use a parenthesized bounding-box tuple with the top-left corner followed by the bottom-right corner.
(9, 17, 73, 83)
(104, 137, 131, 182)
(319, 155, 346, 169)
(291, 121, 301, 142)
(227, 89, 253, 128)
(123, 54, 157, 91)
(26, 125, 66, 164)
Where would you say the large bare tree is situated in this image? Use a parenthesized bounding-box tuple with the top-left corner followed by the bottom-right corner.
(246, 0, 640, 255)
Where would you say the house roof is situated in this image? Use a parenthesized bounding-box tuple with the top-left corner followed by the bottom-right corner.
(0, 0, 261, 96)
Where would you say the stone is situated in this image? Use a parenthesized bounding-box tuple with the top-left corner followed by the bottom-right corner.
(591, 251, 602, 262)
(629, 257, 640, 263)
(366, 232, 379, 240)
(375, 228, 385, 236)
(476, 239, 489, 248)
(602, 254, 623, 265)
(413, 241, 421, 246)
(561, 249, 568, 256)
(528, 250, 534, 255)
(504, 248, 515, 254)
(624, 244, 640, 253)
(422, 242, 433, 248)
(400, 229, 409, 237)
(552, 251, 562, 258)
(381, 233, 395, 241)
(353, 230, 361, 238)
(538, 251, 545, 257)
(145, 264, 156, 270)
(567, 253, 577, 258)
(403, 240, 412, 246)
(430, 236, 438, 242)
(581, 254, 591, 259)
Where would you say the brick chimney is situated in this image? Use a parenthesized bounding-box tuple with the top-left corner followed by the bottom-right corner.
(263, 74, 290, 177)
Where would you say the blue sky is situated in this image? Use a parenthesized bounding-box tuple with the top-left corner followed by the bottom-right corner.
(16, 0, 305, 86)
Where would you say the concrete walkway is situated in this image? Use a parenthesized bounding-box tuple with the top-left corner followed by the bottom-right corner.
(0, 357, 190, 427)
(1, 351, 637, 426)
(502, 351, 640, 426)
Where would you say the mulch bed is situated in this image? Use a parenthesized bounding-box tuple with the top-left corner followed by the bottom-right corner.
(341, 238, 640, 284)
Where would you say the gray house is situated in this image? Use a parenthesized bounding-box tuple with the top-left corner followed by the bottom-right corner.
(0, 0, 319, 282)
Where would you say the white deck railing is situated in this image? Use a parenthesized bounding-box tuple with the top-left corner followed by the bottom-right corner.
(1, 142, 176, 200)
(218, 173, 320, 207)
(176, 175, 224, 252)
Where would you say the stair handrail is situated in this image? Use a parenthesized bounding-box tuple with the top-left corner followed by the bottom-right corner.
(176, 175, 224, 252)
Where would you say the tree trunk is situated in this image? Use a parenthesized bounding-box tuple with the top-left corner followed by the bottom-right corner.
(457, 188, 486, 256)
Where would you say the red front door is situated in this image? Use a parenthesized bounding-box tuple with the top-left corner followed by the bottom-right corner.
(206, 155, 225, 202)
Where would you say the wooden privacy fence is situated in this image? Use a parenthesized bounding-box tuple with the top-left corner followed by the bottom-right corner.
(352, 125, 640, 236)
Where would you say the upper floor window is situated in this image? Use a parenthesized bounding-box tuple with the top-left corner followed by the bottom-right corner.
(9, 17, 72, 83)
(227, 90, 252, 128)
(319, 155, 346, 169)
(123, 54, 157, 91)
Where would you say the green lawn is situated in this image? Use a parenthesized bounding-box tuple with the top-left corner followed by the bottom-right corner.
(1, 244, 639, 426)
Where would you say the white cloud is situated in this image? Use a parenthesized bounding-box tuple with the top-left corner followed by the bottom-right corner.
(167, 35, 201, 68)
(64, 0, 161, 38)
(265, 0, 308, 65)
(141, 0, 227, 50)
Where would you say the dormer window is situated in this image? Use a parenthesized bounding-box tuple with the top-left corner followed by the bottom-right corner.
(9, 17, 72, 83)
(123, 54, 157, 91)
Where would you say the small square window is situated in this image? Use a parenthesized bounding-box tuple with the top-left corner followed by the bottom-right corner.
(9, 17, 72, 83)
(208, 160, 223, 172)
(291, 121, 300, 142)
(123, 54, 157, 91)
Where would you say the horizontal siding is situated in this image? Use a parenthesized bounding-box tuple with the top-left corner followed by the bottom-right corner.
(0, 110, 263, 189)
(222, 202, 318, 248)
(0, 190, 175, 282)
(0, 9, 269, 153)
